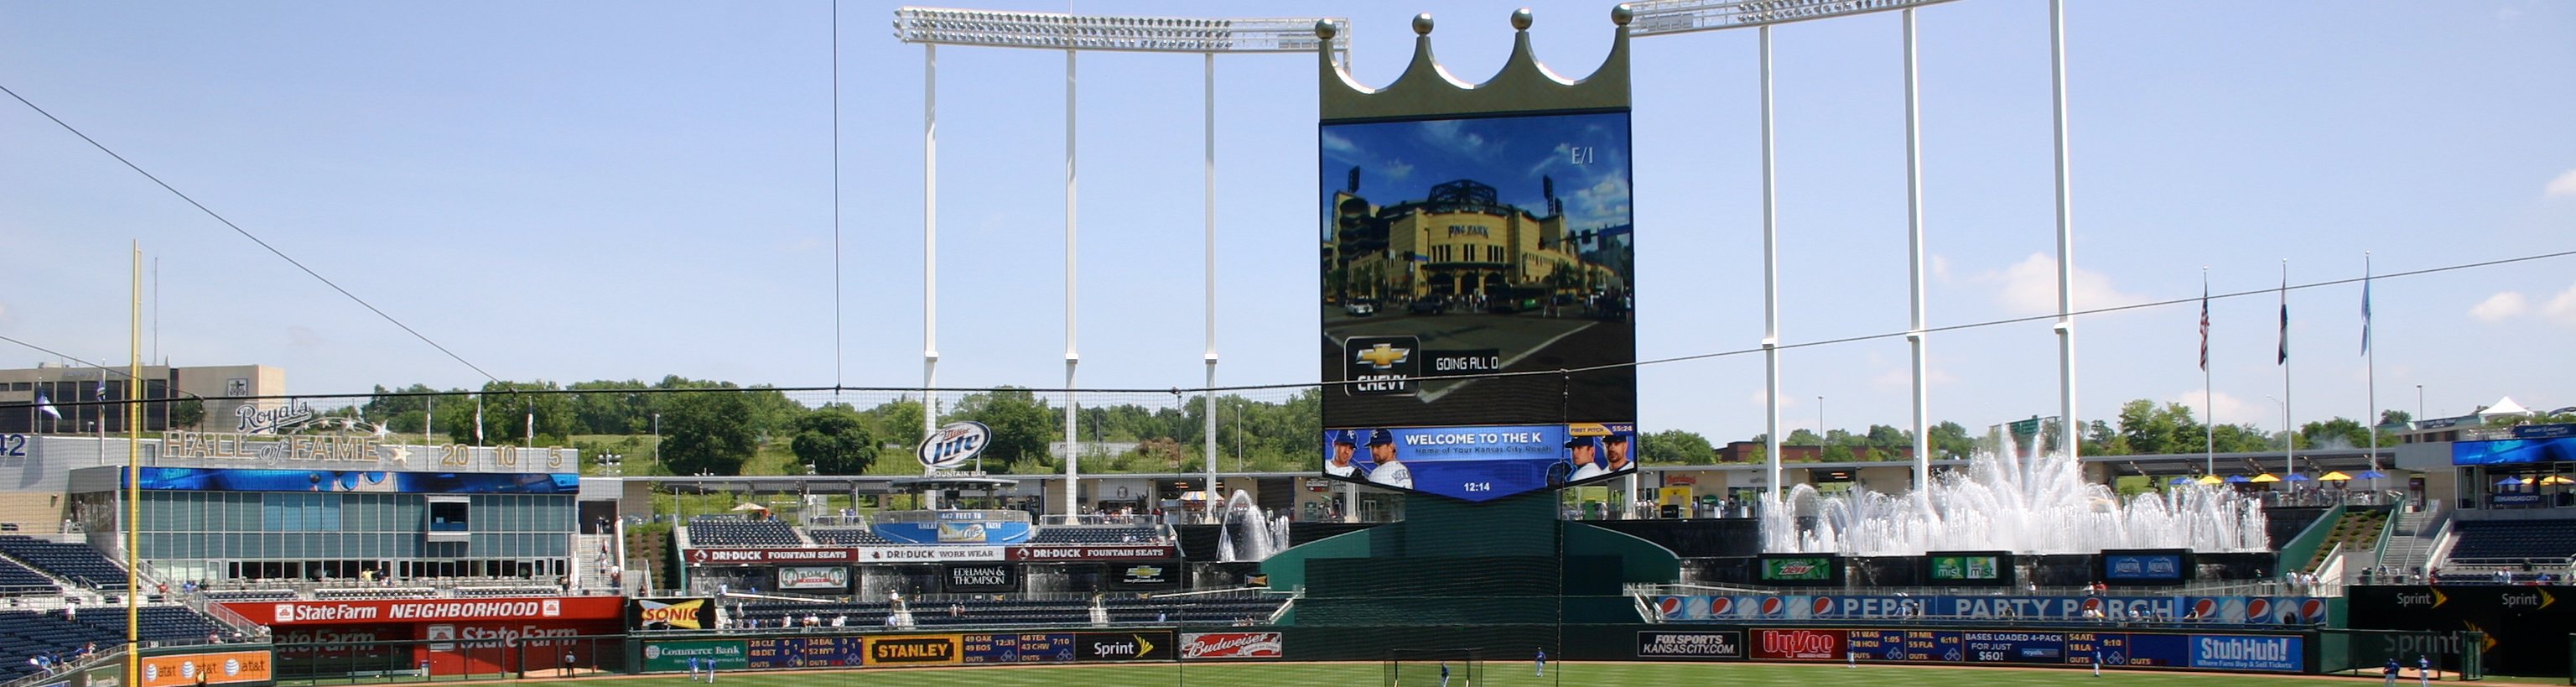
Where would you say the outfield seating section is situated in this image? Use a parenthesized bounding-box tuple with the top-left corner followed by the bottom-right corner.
(0, 606, 225, 682)
(1029, 526, 1163, 545)
(200, 589, 296, 602)
(686, 518, 803, 547)
(0, 537, 128, 590)
(729, 593, 1285, 630)
(806, 528, 892, 546)
(313, 587, 436, 600)
(454, 586, 562, 598)
(0, 559, 57, 596)
(2446, 518, 2576, 563)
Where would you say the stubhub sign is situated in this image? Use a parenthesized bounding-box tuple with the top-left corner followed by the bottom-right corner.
(2189, 635, 2301, 672)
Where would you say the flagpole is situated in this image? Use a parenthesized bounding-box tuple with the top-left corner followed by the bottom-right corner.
(2204, 266, 2214, 477)
(2365, 252, 2378, 494)
(126, 242, 141, 687)
(2281, 258, 2293, 480)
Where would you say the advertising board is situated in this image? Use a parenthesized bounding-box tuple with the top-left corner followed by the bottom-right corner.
(776, 566, 849, 590)
(862, 635, 963, 667)
(626, 597, 715, 631)
(1651, 594, 2324, 623)
(1759, 556, 1836, 583)
(1182, 632, 1284, 659)
(2451, 436, 2576, 466)
(683, 548, 859, 565)
(1008, 545, 1176, 562)
(854, 546, 1005, 563)
(136, 651, 271, 687)
(227, 596, 624, 626)
(642, 640, 747, 672)
(1737, 629, 2300, 672)
(1927, 552, 2009, 584)
(1109, 562, 1179, 590)
(1635, 631, 1742, 660)
(1073, 631, 1173, 662)
(2102, 549, 2191, 584)
(1318, 108, 1638, 502)
(943, 565, 1018, 593)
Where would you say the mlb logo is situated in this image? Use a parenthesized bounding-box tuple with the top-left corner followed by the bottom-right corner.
(542, 599, 561, 617)
(273, 604, 295, 623)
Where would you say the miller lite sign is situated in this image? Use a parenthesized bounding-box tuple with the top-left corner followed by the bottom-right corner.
(917, 421, 993, 471)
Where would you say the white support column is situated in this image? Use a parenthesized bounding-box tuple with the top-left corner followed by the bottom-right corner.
(923, 44, 940, 444)
(1903, 8, 1930, 490)
(1062, 49, 1082, 518)
(1202, 52, 1221, 524)
(2049, 0, 2079, 460)
(1760, 25, 1784, 502)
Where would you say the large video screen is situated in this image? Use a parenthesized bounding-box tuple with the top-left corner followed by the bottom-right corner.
(2452, 436, 2576, 466)
(1318, 109, 1637, 502)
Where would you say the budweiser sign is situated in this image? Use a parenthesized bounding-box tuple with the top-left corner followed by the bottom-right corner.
(1010, 545, 1177, 561)
(684, 548, 860, 565)
(1181, 632, 1283, 659)
(226, 597, 623, 626)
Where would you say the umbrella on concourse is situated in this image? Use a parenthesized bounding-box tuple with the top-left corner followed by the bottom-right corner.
(2168, 476, 2199, 486)
(2356, 470, 2389, 479)
(2285, 473, 2314, 482)
(2224, 475, 2252, 484)
(2496, 476, 2531, 487)
(2318, 471, 2353, 481)
(2197, 475, 2225, 485)
(2542, 476, 2574, 486)
(2250, 474, 2282, 483)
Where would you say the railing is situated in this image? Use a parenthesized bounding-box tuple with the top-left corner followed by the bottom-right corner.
(875, 509, 1032, 525)
(1041, 514, 1157, 527)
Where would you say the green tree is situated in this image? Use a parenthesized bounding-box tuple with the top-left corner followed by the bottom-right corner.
(659, 391, 760, 476)
(2210, 424, 2275, 453)
(480, 380, 574, 445)
(2081, 419, 2127, 455)
(2298, 417, 2372, 450)
(859, 398, 927, 450)
(168, 398, 205, 429)
(790, 405, 876, 475)
(1785, 429, 1824, 447)
(1639, 429, 1716, 465)
(1927, 421, 1975, 460)
(943, 388, 1057, 473)
(2377, 409, 2412, 427)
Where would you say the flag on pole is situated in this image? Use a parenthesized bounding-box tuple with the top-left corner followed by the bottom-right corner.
(2277, 271, 2290, 364)
(474, 396, 486, 445)
(35, 393, 61, 419)
(2360, 267, 2373, 355)
(95, 377, 106, 401)
(2199, 278, 2211, 371)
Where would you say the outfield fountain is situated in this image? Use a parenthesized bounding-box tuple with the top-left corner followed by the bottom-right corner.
(1761, 439, 2266, 555)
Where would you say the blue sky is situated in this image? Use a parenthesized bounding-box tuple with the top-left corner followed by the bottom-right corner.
(3, 1, 2572, 445)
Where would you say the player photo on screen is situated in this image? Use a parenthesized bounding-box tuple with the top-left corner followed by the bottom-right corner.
(1318, 424, 1634, 502)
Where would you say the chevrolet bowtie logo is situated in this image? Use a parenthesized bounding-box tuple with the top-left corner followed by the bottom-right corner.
(1355, 343, 1411, 369)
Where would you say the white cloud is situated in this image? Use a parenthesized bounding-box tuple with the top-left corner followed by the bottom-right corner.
(1930, 254, 1952, 283)
(1976, 252, 2148, 315)
(1872, 366, 1957, 388)
(1320, 130, 1359, 156)
(1744, 389, 1804, 408)
(1381, 159, 1413, 181)
(2470, 291, 2528, 322)
(2168, 389, 2258, 427)
(2547, 169, 2576, 198)
(2542, 284, 2576, 325)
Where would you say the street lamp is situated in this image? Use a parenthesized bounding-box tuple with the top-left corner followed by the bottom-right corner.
(2416, 385, 2424, 420)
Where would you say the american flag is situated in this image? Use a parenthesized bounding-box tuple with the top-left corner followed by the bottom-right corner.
(2199, 280, 2210, 372)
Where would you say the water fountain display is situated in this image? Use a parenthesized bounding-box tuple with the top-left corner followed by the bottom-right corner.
(1762, 441, 2267, 556)
(1214, 491, 1291, 562)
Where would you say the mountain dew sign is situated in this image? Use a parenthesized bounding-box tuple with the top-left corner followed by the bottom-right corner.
(1762, 557, 1833, 581)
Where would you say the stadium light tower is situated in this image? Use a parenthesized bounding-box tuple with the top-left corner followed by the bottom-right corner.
(895, 8, 1348, 518)
(1621, 0, 1957, 500)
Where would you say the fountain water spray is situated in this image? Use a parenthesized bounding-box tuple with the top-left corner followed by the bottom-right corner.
(1761, 437, 2265, 555)
(1214, 490, 1291, 562)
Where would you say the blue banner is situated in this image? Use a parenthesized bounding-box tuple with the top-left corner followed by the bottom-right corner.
(1654, 595, 2324, 624)
(1320, 424, 1634, 502)
(2187, 634, 2302, 672)
(129, 467, 578, 494)
(2452, 436, 2576, 466)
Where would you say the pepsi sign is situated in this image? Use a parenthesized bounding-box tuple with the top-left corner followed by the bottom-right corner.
(917, 421, 992, 471)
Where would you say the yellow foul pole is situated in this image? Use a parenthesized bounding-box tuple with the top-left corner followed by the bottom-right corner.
(127, 242, 141, 687)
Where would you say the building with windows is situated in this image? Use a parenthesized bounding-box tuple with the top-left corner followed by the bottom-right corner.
(0, 362, 283, 434)
(1327, 179, 1626, 308)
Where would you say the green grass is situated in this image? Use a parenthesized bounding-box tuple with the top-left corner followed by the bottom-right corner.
(494, 662, 2444, 687)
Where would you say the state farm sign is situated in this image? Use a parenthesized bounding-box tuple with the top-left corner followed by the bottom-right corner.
(683, 548, 860, 565)
(226, 597, 624, 626)
(1010, 545, 1177, 561)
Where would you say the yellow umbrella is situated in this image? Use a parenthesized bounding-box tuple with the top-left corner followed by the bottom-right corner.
(2542, 476, 2574, 486)
(2196, 475, 2225, 485)
(2250, 473, 2282, 483)
(2318, 471, 2353, 481)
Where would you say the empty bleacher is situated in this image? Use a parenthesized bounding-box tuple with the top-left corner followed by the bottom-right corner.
(686, 517, 804, 547)
(0, 558, 58, 596)
(807, 528, 891, 546)
(0, 537, 128, 590)
(2445, 518, 2576, 564)
(1029, 526, 1163, 545)
(0, 606, 225, 682)
(199, 589, 296, 603)
(728, 592, 1286, 631)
